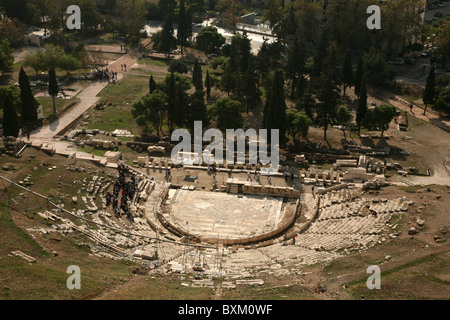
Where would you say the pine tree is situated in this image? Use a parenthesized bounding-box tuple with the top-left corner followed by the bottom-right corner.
(177, 0, 188, 55)
(205, 69, 211, 98)
(342, 50, 353, 96)
(19, 67, 38, 139)
(423, 64, 435, 115)
(356, 76, 368, 136)
(48, 68, 58, 115)
(149, 75, 156, 93)
(2, 94, 19, 137)
(354, 56, 364, 96)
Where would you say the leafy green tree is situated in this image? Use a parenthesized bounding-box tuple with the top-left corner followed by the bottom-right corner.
(158, 0, 177, 18)
(116, 0, 148, 44)
(0, 85, 21, 112)
(0, 0, 34, 24)
(57, 54, 81, 77)
(216, 0, 244, 32)
(207, 98, 243, 132)
(362, 104, 396, 138)
(286, 109, 311, 144)
(78, 0, 102, 32)
(336, 105, 352, 139)
(342, 50, 353, 96)
(48, 69, 58, 116)
(0, 40, 13, 75)
(1, 94, 19, 137)
(195, 26, 226, 55)
(132, 90, 167, 136)
(362, 48, 396, 86)
(168, 60, 188, 74)
(423, 64, 435, 115)
(433, 98, 450, 116)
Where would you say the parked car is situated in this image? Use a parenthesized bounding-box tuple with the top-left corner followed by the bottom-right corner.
(434, 11, 443, 18)
(420, 51, 430, 58)
(388, 58, 405, 66)
(438, 1, 447, 7)
(405, 58, 416, 65)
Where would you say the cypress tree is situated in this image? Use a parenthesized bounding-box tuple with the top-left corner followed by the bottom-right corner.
(19, 67, 38, 139)
(166, 72, 176, 132)
(354, 56, 364, 96)
(316, 42, 341, 142)
(264, 70, 287, 146)
(205, 69, 211, 98)
(149, 75, 156, 93)
(356, 76, 368, 136)
(287, 38, 305, 97)
(313, 30, 329, 76)
(196, 62, 203, 92)
(186, 6, 193, 40)
(161, 14, 175, 58)
(192, 59, 199, 88)
(177, 0, 188, 55)
(422, 64, 435, 115)
(48, 68, 58, 115)
(2, 95, 19, 137)
(342, 50, 353, 96)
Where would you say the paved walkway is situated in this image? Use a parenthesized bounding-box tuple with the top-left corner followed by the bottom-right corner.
(377, 92, 450, 132)
(29, 54, 138, 140)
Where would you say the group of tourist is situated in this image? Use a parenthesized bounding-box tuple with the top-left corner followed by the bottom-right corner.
(105, 163, 138, 221)
(93, 67, 118, 82)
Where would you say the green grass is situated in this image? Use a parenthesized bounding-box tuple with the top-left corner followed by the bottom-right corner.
(86, 74, 148, 134)
(137, 58, 169, 68)
(344, 255, 447, 300)
(37, 97, 79, 121)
